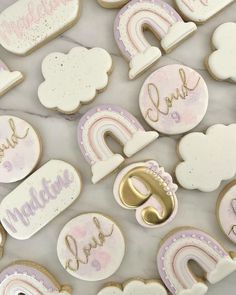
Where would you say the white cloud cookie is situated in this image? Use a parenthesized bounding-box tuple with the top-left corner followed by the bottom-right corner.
(208, 22, 236, 82)
(38, 47, 112, 114)
(176, 124, 236, 192)
(98, 280, 167, 295)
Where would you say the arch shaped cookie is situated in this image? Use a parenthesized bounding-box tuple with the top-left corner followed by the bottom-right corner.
(113, 160, 178, 228)
(0, 260, 71, 294)
(0, 0, 80, 55)
(175, 0, 234, 23)
(77, 104, 159, 183)
(157, 227, 236, 295)
(0, 60, 23, 96)
(98, 0, 129, 8)
(114, 0, 197, 79)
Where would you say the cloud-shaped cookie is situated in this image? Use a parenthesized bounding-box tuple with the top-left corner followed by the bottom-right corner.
(176, 124, 236, 192)
(38, 47, 112, 114)
(208, 22, 236, 82)
(98, 279, 167, 295)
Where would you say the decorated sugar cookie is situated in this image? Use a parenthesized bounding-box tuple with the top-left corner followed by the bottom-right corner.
(114, 0, 197, 79)
(0, 60, 23, 96)
(175, 0, 234, 23)
(0, 0, 80, 55)
(217, 180, 236, 244)
(176, 124, 236, 192)
(38, 47, 112, 114)
(157, 227, 236, 295)
(0, 116, 41, 184)
(98, 0, 129, 8)
(57, 213, 125, 281)
(98, 279, 167, 295)
(0, 225, 6, 259)
(0, 260, 71, 294)
(0, 160, 82, 240)
(207, 22, 236, 83)
(113, 160, 178, 228)
(77, 104, 159, 184)
(139, 65, 208, 135)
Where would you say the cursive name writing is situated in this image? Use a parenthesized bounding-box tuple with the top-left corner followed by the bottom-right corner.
(181, 0, 209, 12)
(0, 118, 29, 164)
(145, 68, 200, 123)
(65, 217, 114, 271)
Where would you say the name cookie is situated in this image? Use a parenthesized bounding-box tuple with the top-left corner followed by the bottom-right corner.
(175, 0, 234, 23)
(98, 279, 167, 295)
(139, 65, 208, 135)
(157, 227, 236, 295)
(0, 60, 23, 96)
(98, 0, 129, 8)
(217, 180, 236, 244)
(207, 22, 236, 83)
(0, 159, 82, 240)
(0, 225, 6, 259)
(114, 0, 197, 79)
(113, 160, 178, 228)
(0, 0, 80, 55)
(0, 116, 41, 184)
(77, 104, 159, 184)
(176, 124, 236, 192)
(0, 260, 71, 294)
(57, 213, 125, 281)
(38, 47, 112, 114)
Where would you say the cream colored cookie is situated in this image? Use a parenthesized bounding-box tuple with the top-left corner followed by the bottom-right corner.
(98, 0, 129, 8)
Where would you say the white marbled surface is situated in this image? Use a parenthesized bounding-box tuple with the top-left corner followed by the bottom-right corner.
(0, 0, 236, 294)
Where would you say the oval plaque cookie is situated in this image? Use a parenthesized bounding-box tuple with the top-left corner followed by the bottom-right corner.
(0, 0, 80, 55)
(57, 213, 125, 281)
(0, 116, 41, 183)
(0, 160, 82, 240)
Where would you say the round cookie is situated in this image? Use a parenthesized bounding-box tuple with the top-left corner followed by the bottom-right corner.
(57, 213, 125, 281)
(217, 180, 236, 244)
(139, 65, 208, 135)
(0, 116, 41, 183)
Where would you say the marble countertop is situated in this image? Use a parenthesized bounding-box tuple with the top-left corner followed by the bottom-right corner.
(0, 0, 236, 294)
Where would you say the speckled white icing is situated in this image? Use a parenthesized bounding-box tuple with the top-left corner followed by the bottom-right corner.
(0, 60, 23, 96)
(114, 0, 197, 79)
(208, 22, 236, 82)
(176, 124, 236, 192)
(0, 0, 80, 55)
(57, 213, 125, 281)
(0, 160, 82, 240)
(157, 228, 236, 295)
(98, 0, 129, 8)
(0, 261, 71, 295)
(38, 47, 112, 114)
(217, 180, 236, 244)
(175, 0, 234, 23)
(139, 65, 208, 135)
(0, 116, 41, 183)
(98, 279, 167, 295)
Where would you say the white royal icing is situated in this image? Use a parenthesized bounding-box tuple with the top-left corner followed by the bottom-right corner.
(0, 159, 82, 240)
(98, 0, 129, 8)
(98, 279, 167, 295)
(0, 0, 80, 55)
(57, 213, 125, 281)
(208, 22, 236, 82)
(38, 47, 112, 113)
(176, 124, 236, 192)
(175, 0, 234, 23)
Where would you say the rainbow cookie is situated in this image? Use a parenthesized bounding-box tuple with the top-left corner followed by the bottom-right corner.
(77, 104, 159, 184)
(113, 160, 178, 228)
(157, 227, 236, 295)
(0, 59, 23, 96)
(57, 213, 125, 281)
(0, 260, 71, 294)
(0, 0, 80, 55)
(0, 116, 41, 184)
(139, 65, 208, 135)
(98, 0, 129, 8)
(217, 180, 236, 244)
(175, 0, 234, 23)
(0, 225, 6, 259)
(114, 0, 197, 79)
